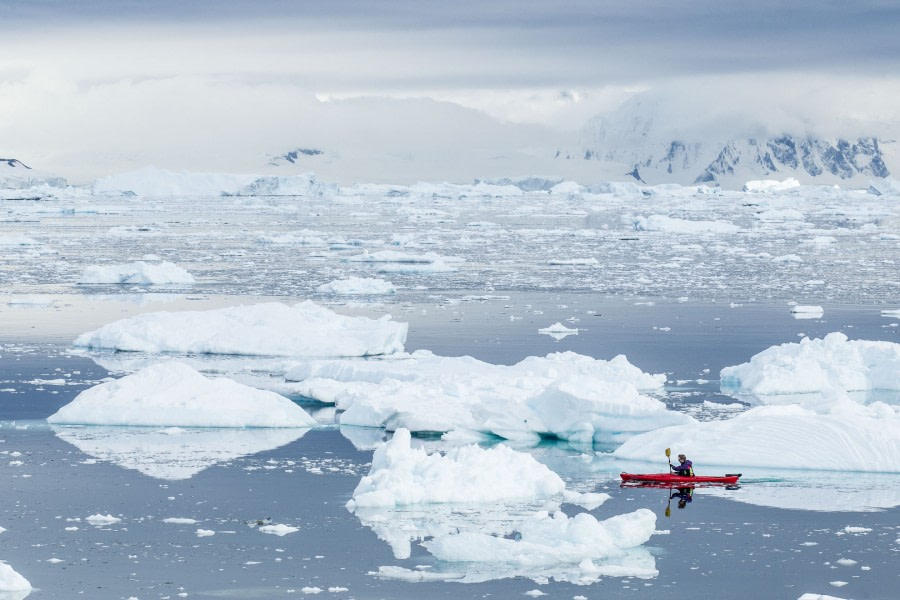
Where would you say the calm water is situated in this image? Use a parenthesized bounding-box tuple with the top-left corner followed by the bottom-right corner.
(1, 294, 898, 599)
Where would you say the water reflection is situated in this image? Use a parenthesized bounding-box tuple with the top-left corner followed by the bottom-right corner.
(51, 425, 308, 480)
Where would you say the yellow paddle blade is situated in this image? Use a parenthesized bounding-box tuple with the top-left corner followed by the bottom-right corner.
(665, 506, 671, 518)
(665, 447, 671, 458)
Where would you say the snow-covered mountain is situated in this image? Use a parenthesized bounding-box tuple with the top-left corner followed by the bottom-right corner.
(568, 95, 895, 187)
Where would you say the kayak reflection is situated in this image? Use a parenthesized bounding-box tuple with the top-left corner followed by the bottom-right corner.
(620, 480, 742, 517)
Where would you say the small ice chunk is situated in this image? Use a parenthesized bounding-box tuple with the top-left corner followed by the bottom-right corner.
(259, 524, 299, 536)
(85, 514, 121, 526)
(196, 529, 215, 537)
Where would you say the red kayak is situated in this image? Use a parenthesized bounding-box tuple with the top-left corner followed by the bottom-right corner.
(620, 472, 741, 485)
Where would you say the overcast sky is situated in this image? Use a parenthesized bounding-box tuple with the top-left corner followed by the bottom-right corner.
(2, 0, 899, 181)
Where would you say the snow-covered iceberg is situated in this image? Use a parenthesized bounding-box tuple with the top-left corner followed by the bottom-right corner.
(626, 214, 739, 234)
(48, 362, 316, 428)
(74, 300, 407, 357)
(347, 429, 566, 508)
(720, 332, 900, 399)
(52, 424, 309, 480)
(286, 351, 683, 442)
(613, 403, 900, 473)
(78, 260, 195, 285)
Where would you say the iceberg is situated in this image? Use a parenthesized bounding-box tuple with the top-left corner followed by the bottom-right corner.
(74, 300, 407, 357)
(0, 562, 31, 594)
(78, 260, 195, 285)
(52, 424, 309, 480)
(285, 351, 683, 442)
(613, 404, 900, 473)
(626, 214, 739, 234)
(743, 178, 801, 192)
(720, 332, 900, 399)
(47, 362, 316, 428)
(347, 429, 566, 508)
(316, 277, 396, 295)
(371, 508, 659, 584)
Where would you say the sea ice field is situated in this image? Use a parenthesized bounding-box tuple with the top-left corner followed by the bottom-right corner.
(1, 170, 899, 599)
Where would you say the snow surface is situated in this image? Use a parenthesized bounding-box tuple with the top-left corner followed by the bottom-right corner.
(0, 562, 31, 592)
(347, 429, 566, 508)
(79, 260, 195, 285)
(74, 300, 407, 357)
(285, 351, 681, 442)
(316, 277, 396, 295)
(48, 362, 316, 427)
(720, 333, 900, 399)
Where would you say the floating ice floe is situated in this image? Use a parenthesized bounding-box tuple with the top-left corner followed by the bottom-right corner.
(48, 362, 316, 428)
(51, 424, 309, 480)
(882, 309, 900, 318)
(316, 277, 396, 295)
(347, 429, 567, 508)
(78, 260, 195, 285)
(74, 300, 407, 357)
(0, 561, 31, 594)
(85, 514, 121, 526)
(0, 235, 39, 247)
(613, 403, 900, 473)
(547, 258, 598, 266)
(286, 351, 683, 443)
(720, 332, 900, 400)
(372, 508, 659, 584)
(626, 214, 740, 234)
(538, 322, 579, 341)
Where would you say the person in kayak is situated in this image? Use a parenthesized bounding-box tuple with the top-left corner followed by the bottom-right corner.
(671, 454, 694, 477)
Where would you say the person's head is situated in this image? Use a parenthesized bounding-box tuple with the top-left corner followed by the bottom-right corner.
(678, 454, 686, 461)
(678, 499, 687, 509)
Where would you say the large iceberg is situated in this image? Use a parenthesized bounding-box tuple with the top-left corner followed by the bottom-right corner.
(78, 260, 195, 285)
(48, 362, 316, 428)
(286, 351, 684, 442)
(720, 332, 900, 399)
(347, 429, 566, 508)
(74, 300, 407, 357)
(613, 403, 900, 473)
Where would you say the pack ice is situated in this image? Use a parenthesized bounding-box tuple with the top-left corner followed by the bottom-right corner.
(74, 300, 407, 356)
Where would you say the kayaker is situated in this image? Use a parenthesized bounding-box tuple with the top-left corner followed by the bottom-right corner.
(671, 454, 694, 477)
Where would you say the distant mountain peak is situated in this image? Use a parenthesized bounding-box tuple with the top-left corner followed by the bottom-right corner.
(268, 148, 326, 167)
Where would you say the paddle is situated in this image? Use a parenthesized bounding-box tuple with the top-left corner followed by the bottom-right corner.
(666, 447, 672, 472)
